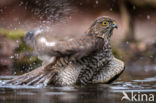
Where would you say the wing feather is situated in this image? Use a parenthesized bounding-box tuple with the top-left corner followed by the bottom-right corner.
(34, 35, 104, 59)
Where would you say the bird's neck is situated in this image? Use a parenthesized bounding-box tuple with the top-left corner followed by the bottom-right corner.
(101, 37, 112, 59)
(87, 32, 112, 57)
(87, 29, 113, 40)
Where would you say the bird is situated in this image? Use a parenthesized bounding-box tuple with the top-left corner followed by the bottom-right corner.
(24, 31, 105, 63)
(7, 16, 125, 86)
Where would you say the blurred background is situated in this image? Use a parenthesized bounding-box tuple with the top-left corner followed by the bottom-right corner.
(0, 0, 156, 79)
(0, 1, 156, 103)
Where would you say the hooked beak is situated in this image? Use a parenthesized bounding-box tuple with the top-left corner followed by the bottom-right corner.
(113, 24, 118, 29)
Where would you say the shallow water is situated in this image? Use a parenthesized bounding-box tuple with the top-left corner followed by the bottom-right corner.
(0, 64, 156, 103)
(0, 0, 156, 102)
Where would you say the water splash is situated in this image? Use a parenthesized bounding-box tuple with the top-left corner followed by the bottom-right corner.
(146, 15, 151, 20)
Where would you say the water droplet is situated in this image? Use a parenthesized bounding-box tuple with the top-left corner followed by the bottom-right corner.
(29, 58, 32, 61)
(153, 65, 156, 71)
(10, 56, 14, 59)
(146, 15, 150, 20)
(80, 2, 83, 6)
(109, 8, 113, 11)
(19, 1, 24, 6)
(16, 40, 19, 43)
(133, 5, 136, 10)
(96, 0, 99, 4)
(126, 41, 129, 44)
(69, 61, 72, 64)
(150, 55, 153, 58)
(15, 54, 19, 58)
(0, 9, 3, 13)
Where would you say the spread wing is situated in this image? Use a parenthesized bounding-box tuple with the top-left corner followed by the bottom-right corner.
(34, 36, 104, 59)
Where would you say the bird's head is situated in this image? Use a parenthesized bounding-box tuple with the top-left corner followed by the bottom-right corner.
(88, 16, 118, 39)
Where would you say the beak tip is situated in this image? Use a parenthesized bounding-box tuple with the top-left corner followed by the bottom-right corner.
(113, 24, 118, 29)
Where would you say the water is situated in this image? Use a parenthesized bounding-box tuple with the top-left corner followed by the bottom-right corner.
(0, 1, 156, 102)
(0, 66, 155, 103)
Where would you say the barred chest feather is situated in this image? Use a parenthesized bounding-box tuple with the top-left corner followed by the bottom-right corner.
(51, 39, 113, 86)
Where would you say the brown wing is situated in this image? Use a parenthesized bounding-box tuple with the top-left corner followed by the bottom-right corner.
(34, 35, 104, 59)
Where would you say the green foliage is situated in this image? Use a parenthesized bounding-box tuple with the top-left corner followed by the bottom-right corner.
(15, 40, 33, 53)
(13, 56, 42, 74)
(0, 29, 26, 40)
(0, 29, 42, 74)
(13, 40, 42, 74)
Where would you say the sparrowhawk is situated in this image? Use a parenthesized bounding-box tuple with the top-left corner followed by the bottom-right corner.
(7, 16, 124, 86)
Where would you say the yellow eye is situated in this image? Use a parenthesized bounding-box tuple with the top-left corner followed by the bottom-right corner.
(102, 21, 109, 26)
